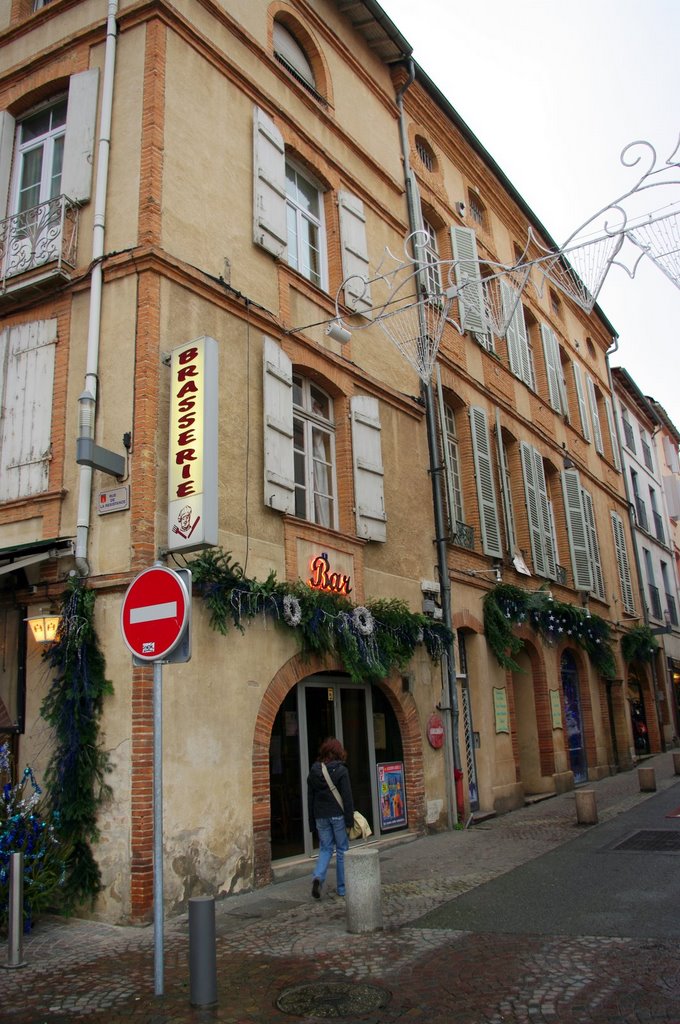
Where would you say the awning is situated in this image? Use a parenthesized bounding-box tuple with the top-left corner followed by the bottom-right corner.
(0, 537, 74, 578)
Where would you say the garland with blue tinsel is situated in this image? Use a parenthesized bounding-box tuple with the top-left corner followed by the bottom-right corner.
(188, 548, 452, 683)
(40, 580, 113, 911)
(483, 583, 652, 680)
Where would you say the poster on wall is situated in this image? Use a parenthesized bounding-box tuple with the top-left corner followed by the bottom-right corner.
(377, 762, 407, 831)
(493, 687, 509, 734)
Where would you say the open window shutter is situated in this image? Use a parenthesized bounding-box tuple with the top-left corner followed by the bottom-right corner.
(586, 374, 604, 454)
(501, 279, 521, 378)
(469, 406, 502, 557)
(521, 441, 546, 576)
(253, 107, 287, 258)
(561, 469, 593, 592)
(450, 226, 486, 335)
(604, 396, 621, 470)
(611, 511, 635, 615)
(0, 320, 56, 502)
(338, 191, 372, 314)
(262, 336, 294, 513)
(573, 363, 591, 441)
(582, 488, 605, 600)
(61, 70, 99, 203)
(0, 111, 16, 220)
(541, 324, 563, 412)
(533, 448, 556, 579)
(495, 410, 517, 555)
(435, 367, 456, 537)
(350, 395, 386, 542)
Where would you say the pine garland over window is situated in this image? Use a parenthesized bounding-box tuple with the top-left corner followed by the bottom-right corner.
(483, 584, 617, 679)
(620, 624, 658, 664)
(189, 547, 451, 683)
(41, 580, 113, 911)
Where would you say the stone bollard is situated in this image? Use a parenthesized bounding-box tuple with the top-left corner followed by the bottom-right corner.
(638, 766, 657, 792)
(345, 847, 382, 934)
(673, 752, 680, 776)
(574, 789, 598, 825)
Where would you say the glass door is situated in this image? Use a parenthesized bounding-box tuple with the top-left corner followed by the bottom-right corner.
(561, 651, 588, 784)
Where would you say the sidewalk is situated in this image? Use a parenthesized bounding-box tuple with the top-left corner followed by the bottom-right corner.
(3, 751, 680, 1023)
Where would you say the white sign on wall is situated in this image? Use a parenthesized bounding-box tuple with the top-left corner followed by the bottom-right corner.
(167, 336, 218, 553)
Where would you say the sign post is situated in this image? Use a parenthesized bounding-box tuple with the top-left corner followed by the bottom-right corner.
(121, 564, 191, 996)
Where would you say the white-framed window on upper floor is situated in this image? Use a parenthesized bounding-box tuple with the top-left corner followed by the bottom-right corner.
(263, 337, 386, 541)
(585, 373, 604, 456)
(0, 320, 57, 502)
(1, 71, 98, 284)
(253, 107, 371, 315)
(285, 161, 326, 289)
(468, 189, 487, 231)
(420, 215, 443, 298)
(621, 404, 636, 453)
(640, 427, 654, 472)
(649, 486, 665, 544)
(434, 376, 464, 538)
(273, 20, 316, 91)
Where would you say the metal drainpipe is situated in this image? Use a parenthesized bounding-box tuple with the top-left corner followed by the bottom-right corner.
(606, 339, 666, 754)
(396, 62, 461, 828)
(74, 0, 119, 577)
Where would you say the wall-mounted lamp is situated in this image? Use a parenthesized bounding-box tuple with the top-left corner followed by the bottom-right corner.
(25, 609, 62, 645)
(76, 390, 127, 478)
(326, 321, 352, 345)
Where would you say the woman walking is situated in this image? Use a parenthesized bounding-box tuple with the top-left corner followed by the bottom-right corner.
(307, 737, 354, 899)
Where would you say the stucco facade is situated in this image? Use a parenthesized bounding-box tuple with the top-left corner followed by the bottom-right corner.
(1, 0, 670, 926)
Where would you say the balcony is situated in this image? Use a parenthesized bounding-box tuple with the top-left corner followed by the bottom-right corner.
(0, 196, 79, 297)
(452, 520, 475, 551)
(648, 584, 663, 621)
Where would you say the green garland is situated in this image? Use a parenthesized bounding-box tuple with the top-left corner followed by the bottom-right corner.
(620, 624, 658, 664)
(40, 580, 113, 911)
(483, 584, 617, 679)
(189, 548, 452, 683)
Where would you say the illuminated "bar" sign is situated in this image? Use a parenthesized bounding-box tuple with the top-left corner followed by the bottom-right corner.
(308, 552, 352, 596)
(167, 336, 218, 553)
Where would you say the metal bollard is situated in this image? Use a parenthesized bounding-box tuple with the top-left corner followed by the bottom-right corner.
(2, 852, 27, 970)
(574, 789, 598, 825)
(345, 848, 382, 934)
(188, 896, 217, 1008)
(638, 766, 657, 792)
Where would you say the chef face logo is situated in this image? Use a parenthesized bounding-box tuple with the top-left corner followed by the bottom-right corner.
(172, 504, 200, 540)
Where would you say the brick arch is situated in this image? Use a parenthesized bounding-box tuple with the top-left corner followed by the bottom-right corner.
(252, 652, 424, 886)
(452, 609, 484, 634)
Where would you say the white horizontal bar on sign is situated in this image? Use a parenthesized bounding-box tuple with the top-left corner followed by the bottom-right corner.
(130, 601, 177, 624)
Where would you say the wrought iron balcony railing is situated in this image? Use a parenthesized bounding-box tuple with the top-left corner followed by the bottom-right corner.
(452, 520, 475, 550)
(0, 195, 79, 292)
(554, 563, 568, 586)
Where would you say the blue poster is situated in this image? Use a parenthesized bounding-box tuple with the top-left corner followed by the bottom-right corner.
(377, 761, 407, 831)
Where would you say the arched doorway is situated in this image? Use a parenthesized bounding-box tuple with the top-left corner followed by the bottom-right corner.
(268, 672, 404, 861)
(561, 649, 588, 784)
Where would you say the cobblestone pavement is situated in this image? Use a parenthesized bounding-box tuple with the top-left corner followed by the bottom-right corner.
(3, 752, 680, 1023)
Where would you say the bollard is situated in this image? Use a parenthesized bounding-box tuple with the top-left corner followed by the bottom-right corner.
(345, 847, 382, 934)
(188, 896, 217, 1008)
(638, 766, 657, 792)
(2, 852, 27, 970)
(673, 752, 680, 776)
(574, 789, 598, 826)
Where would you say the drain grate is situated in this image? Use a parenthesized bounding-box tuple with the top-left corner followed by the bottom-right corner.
(277, 981, 390, 1018)
(613, 829, 680, 852)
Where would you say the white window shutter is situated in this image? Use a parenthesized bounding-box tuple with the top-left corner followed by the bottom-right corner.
(604, 396, 621, 471)
(502, 281, 532, 387)
(611, 511, 635, 615)
(573, 363, 591, 441)
(0, 111, 16, 220)
(495, 410, 517, 555)
(541, 323, 563, 413)
(450, 226, 486, 335)
(521, 441, 546, 577)
(561, 469, 594, 592)
(534, 447, 556, 579)
(582, 488, 605, 600)
(0, 320, 57, 502)
(586, 374, 604, 454)
(350, 395, 386, 542)
(435, 368, 456, 537)
(469, 406, 502, 557)
(262, 336, 295, 513)
(253, 107, 287, 258)
(338, 190, 372, 314)
(61, 70, 99, 203)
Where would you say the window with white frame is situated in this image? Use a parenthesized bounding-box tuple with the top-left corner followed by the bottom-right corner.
(442, 402, 464, 528)
(293, 374, 336, 528)
(640, 427, 654, 472)
(420, 216, 443, 298)
(273, 21, 316, 92)
(13, 99, 67, 224)
(285, 163, 325, 288)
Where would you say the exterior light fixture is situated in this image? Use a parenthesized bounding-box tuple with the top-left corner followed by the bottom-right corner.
(25, 610, 62, 645)
(76, 390, 126, 478)
(326, 321, 352, 345)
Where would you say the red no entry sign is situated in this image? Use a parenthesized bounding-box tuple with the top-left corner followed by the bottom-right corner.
(121, 565, 190, 661)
